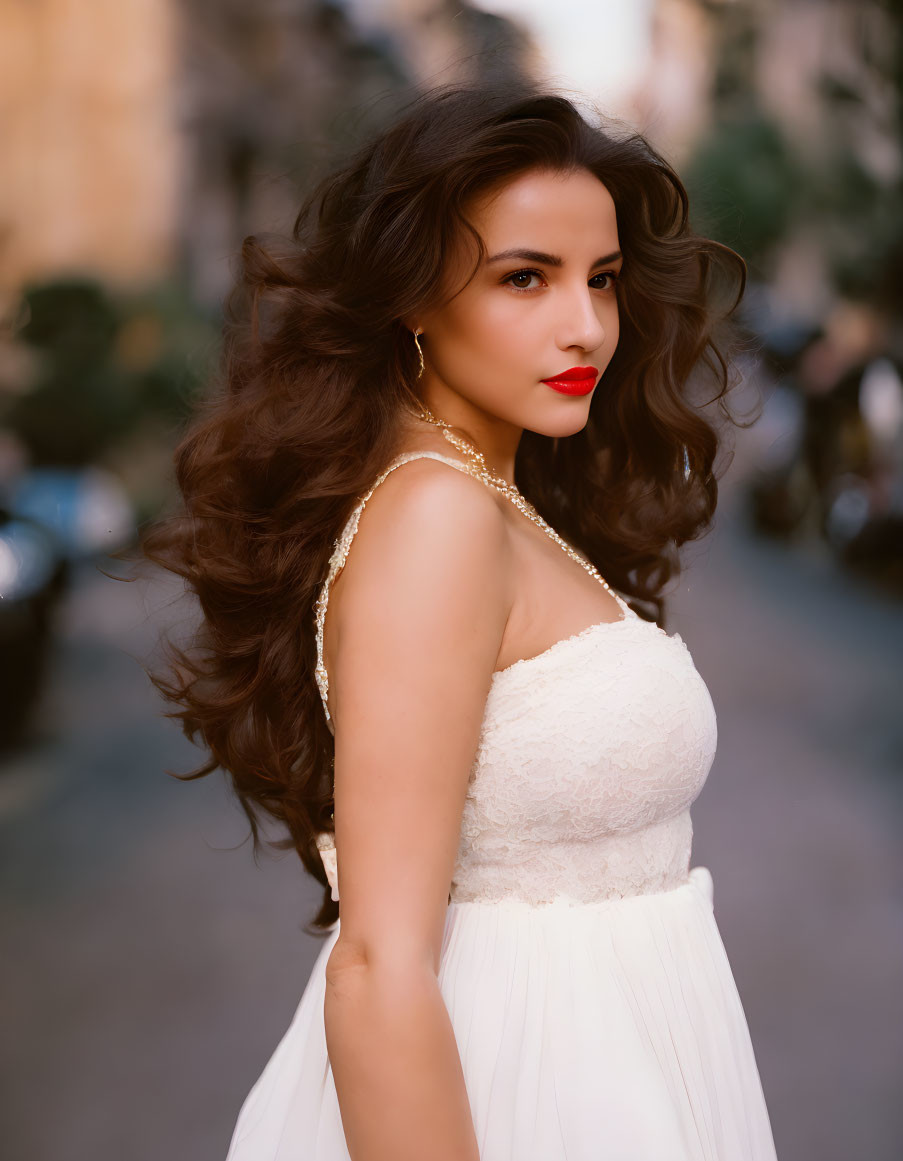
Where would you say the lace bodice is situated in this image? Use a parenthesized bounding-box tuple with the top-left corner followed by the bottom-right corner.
(313, 450, 717, 906)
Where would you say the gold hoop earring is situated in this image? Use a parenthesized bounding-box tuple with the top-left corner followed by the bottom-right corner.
(413, 329, 425, 380)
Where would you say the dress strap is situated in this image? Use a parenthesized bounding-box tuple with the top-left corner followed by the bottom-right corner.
(312, 446, 632, 734)
(313, 450, 477, 735)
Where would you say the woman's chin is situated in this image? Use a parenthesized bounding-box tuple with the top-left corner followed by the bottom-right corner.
(529, 404, 593, 440)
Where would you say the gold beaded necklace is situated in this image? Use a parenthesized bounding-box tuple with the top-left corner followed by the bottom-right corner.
(408, 402, 621, 601)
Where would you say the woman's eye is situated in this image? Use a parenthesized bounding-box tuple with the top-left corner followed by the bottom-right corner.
(504, 269, 543, 290)
(591, 271, 619, 290)
(503, 269, 620, 292)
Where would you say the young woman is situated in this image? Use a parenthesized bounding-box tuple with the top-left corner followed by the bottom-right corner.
(143, 83, 779, 1160)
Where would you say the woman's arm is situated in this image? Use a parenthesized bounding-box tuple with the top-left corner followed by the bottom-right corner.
(323, 460, 511, 1161)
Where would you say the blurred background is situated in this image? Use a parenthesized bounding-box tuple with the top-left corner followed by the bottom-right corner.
(1, 1, 902, 1158)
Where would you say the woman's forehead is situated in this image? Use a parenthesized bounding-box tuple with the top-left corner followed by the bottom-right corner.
(470, 170, 619, 257)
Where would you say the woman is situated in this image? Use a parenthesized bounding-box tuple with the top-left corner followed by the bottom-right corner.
(143, 83, 778, 1159)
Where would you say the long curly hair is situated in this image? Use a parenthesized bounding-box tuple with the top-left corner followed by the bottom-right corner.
(137, 81, 750, 935)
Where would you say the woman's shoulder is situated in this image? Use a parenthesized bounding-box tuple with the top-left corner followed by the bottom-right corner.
(359, 450, 507, 553)
(322, 448, 510, 626)
(326, 451, 512, 689)
(366, 443, 505, 518)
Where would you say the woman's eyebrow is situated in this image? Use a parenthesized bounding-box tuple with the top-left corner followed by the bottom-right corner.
(485, 247, 623, 267)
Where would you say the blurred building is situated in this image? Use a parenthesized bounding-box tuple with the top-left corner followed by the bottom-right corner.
(636, 0, 901, 319)
(2, 0, 899, 320)
(0, 0, 182, 296)
(1, 0, 537, 310)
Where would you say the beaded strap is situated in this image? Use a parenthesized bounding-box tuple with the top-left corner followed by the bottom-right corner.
(435, 427, 626, 602)
(313, 451, 480, 735)
(312, 436, 629, 734)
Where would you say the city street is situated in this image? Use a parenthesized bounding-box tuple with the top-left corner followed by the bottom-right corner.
(1, 455, 901, 1161)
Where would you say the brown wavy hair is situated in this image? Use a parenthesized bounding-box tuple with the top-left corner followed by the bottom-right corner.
(135, 81, 750, 935)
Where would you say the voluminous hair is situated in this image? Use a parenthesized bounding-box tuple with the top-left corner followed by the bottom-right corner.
(138, 82, 749, 933)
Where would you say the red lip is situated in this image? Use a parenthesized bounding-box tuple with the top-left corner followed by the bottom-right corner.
(541, 365, 599, 396)
(542, 365, 599, 381)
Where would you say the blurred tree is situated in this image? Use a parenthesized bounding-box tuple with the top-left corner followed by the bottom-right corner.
(683, 111, 801, 277)
(683, 0, 902, 311)
(4, 279, 137, 466)
(113, 282, 220, 421)
(2, 276, 218, 469)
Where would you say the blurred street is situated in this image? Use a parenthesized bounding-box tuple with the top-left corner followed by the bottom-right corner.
(3, 2, 902, 1158)
(1, 442, 901, 1161)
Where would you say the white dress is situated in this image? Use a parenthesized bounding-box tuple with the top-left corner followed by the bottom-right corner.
(224, 450, 779, 1160)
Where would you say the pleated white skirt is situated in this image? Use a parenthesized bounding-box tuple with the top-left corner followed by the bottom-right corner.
(224, 866, 778, 1160)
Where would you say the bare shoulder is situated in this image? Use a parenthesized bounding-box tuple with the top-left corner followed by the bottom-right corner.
(334, 455, 512, 611)
(366, 452, 508, 534)
(325, 454, 514, 729)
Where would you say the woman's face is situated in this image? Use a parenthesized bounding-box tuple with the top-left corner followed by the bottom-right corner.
(417, 166, 623, 442)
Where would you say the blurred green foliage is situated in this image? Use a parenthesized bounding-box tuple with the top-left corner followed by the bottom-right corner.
(683, 0, 903, 312)
(683, 112, 801, 274)
(4, 276, 220, 469)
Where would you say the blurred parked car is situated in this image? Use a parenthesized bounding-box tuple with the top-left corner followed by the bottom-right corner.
(0, 508, 68, 749)
(8, 465, 135, 562)
(0, 465, 136, 748)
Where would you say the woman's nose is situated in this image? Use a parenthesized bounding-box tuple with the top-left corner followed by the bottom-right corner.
(559, 290, 606, 352)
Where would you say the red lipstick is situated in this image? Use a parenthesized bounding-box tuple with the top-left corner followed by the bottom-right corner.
(540, 365, 599, 396)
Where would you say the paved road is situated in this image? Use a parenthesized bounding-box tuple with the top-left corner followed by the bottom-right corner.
(1, 450, 901, 1161)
